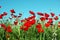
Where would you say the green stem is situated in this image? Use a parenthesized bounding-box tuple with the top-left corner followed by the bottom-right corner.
(40, 33, 42, 40)
(43, 33, 45, 40)
(18, 27, 20, 40)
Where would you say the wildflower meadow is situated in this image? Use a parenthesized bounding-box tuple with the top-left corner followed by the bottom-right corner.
(0, 7, 60, 40)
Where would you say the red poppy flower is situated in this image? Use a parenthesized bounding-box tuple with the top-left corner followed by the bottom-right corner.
(41, 29, 44, 33)
(36, 23, 42, 29)
(45, 13, 49, 18)
(24, 21, 31, 27)
(48, 18, 52, 20)
(23, 27, 29, 31)
(54, 16, 58, 20)
(20, 25, 29, 31)
(45, 23, 50, 28)
(10, 9, 15, 13)
(6, 25, 12, 32)
(3, 12, 7, 16)
(50, 12, 55, 17)
(1, 24, 6, 30)
(0, 15, 2, 19)
(37, 12, 44, 16)
(14, 20, 18, 25)
(48, 18, 53, 23)
(29, 10, 35, 15)
(40, 17, 46, 21)
(38, 28, 44, 33)
(47, 21, 53, 25)
(1, 14, 4, 16)
(30, 19, 36, 25)
(26, 18, 31, 21)
(26, 16, 35, 21)
(38, 29, 42, 33)
(30, 15, 35, 19)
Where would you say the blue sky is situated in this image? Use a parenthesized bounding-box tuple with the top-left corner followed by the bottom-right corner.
(0, 0, 60, 19)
